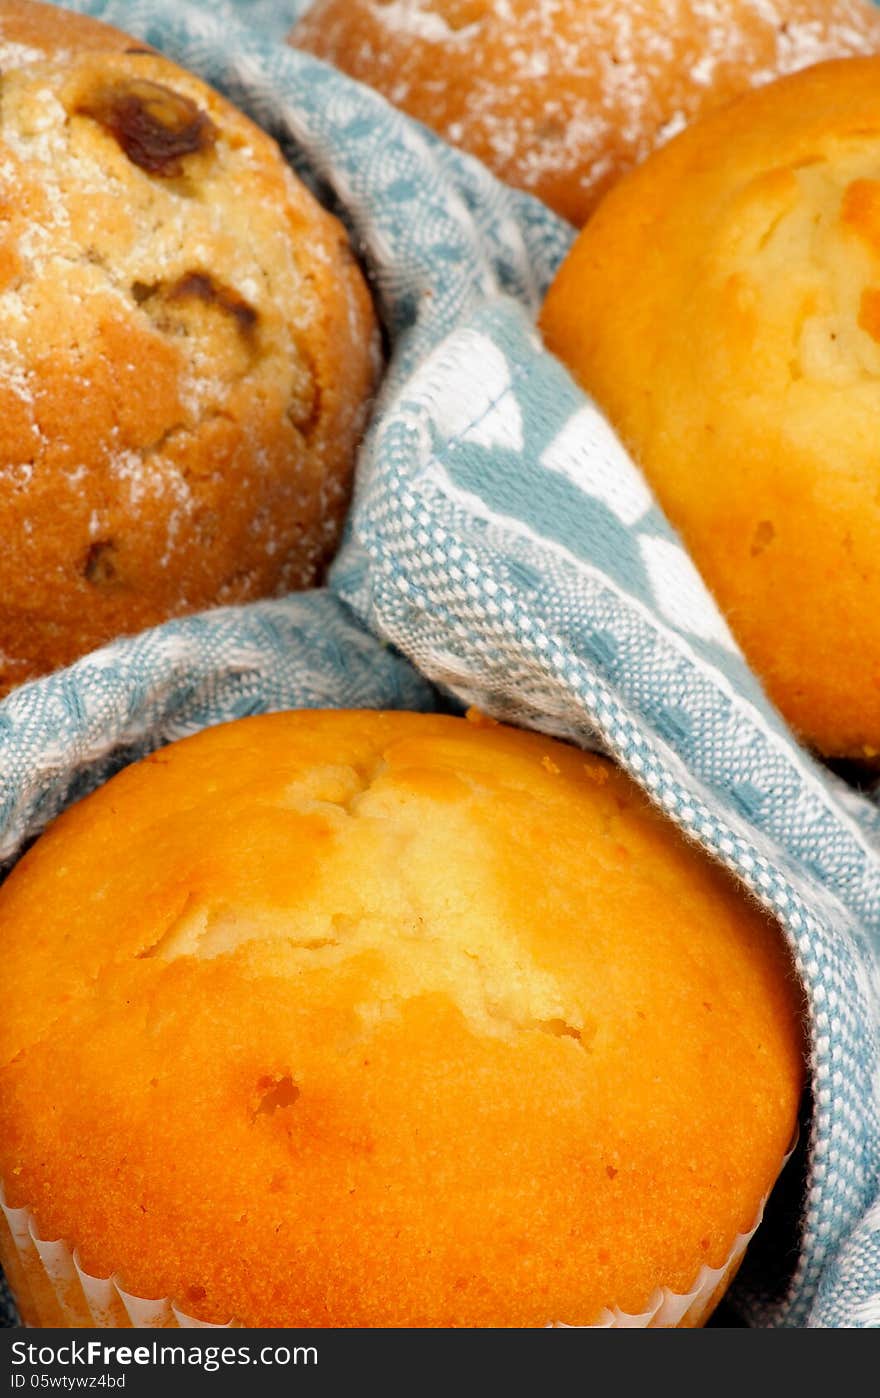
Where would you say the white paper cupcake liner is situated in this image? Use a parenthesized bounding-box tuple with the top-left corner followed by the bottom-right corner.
(1, 1165, 784, 1330)
(0, 1180, 233, 1328)
(551, 1203, 761, 1328)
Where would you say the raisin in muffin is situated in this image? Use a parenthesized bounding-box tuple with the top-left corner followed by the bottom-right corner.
(291, 0, 880, 225)
(0, 32, 379, 691)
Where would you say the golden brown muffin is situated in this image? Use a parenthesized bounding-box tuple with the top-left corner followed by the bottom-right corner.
(541, 56, 880, 760)
(0, 0, 142, 66)
(0, 710, 805, 1328)
(0, 37, 379, 693)
(290, 0, 880, 225)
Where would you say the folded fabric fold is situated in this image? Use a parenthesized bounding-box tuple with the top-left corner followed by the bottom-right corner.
(0, 0, 877, 1329)
(331, 293, 880, 1327)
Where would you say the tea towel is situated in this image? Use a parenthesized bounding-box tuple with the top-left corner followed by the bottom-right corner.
(0, 0, 878, 1328)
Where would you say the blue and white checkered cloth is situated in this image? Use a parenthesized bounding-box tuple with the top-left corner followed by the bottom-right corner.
(1, 0, 879, 1329)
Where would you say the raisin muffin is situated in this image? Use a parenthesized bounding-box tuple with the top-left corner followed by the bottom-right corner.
(0, 25, 379, 692)
(290, 0, 880, 225)
(541, 56, 880, 760)
(0, 711, 805, 1327)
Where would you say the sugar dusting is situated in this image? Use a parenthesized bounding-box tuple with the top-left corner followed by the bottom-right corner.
(0, 44, 379, 691)
(370, 0, 475, 41)
(299, 1, 880, 217)
(0, 58, 311, 565)
(0, 40, 50, 68)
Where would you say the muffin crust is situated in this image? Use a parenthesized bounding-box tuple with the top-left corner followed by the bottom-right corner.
(0, 711, 804, 1326)
(0, 37, 379, 690)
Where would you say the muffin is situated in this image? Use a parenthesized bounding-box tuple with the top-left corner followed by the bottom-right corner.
(0, 710, 805, 1327)
(290, 0, 880, 225)
(541, 56, 880, 760)
(0, 10, 380, 693)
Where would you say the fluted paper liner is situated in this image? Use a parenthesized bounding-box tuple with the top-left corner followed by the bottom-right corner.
(553, 1135, 799, 1328)
(1, 1164, 786, 1330)
(0, 1181, 233, 1329)
(551, 1209, 758, 1329)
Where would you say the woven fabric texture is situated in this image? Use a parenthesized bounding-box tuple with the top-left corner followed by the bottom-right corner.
(0, 0, 878, 1329)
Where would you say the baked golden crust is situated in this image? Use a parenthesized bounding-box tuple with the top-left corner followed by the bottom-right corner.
(290, 0, 880, 225)
(0, 710, 804, 1327)
(0, 29, 379, 691)
(541, 56, 880, 759)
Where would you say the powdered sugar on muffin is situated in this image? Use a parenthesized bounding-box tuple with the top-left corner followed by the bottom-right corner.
(291, 0, 880, 223)
(0, 0, 142, 67)
(0, 45, 378, 691)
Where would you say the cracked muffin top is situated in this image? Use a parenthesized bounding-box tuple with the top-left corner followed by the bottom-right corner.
(0, 709, 805, 1327)
(0, 34, 379, 692)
